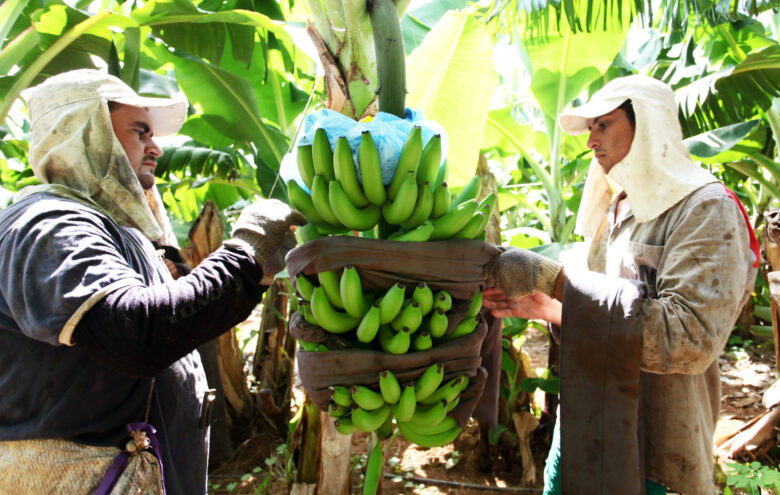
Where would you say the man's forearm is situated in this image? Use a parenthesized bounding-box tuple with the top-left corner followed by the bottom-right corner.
(73, 246, 266, 378)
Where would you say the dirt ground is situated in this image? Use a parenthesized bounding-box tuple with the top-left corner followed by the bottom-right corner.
(209, 327, 779, 495)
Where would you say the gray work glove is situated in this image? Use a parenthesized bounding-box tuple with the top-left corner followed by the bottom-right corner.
(483, 246, 563, 298)
(224, 199, 307, 285)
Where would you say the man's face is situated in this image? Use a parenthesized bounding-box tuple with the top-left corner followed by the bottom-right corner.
(586, 107, 635, 173)
(109, 103, 162, 190)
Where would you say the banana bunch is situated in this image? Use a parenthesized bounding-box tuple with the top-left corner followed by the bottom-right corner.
(295, 266, 483, 350)
(328, 365, 468, 448)
(288, 127, 496, 241)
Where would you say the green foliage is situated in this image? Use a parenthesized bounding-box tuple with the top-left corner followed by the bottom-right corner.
(725, 461, 780, 495)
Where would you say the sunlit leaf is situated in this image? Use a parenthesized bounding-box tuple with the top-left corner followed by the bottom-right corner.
(406, 11, 497, 187)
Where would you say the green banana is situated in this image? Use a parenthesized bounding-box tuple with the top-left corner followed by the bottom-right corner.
(419, 376, 464, 405)
(363, 438, 383, 495)
(287, 180, 328, 226)
(399, 414, 459, 437)
(453, 211, 486, 239)
(433, 160, 447, 189)
(331, 385, 353, 408)
(390, 301, 422, 333)
(397, 417, 461, 448)
(398, 420, 460, 447)
(427, 308, 448, 338)
(298, 340, 318, 352)
(310, 287, 360, 334)
(310, 175, 343, 227)
(317, 270, 344, 309)
(381, 171, 417, 225)
(351, 404, 391, 432)
(335, 417, 359, 435)
(295, 222, 325, 244)
(475, 231, 487, 241)
(392, 385, 417, 422)
(358, 131, 387, 206)
(429, 198, 479, 241)
(459, 375, 470, 392)
(328, 180, 382, 231)
(478, 192, 497, 215)
(296, 144, 315, 190)
(388, 126, 423, 199)
(411, 282, 433, 316)
(329, 401, 350, 418)
(431, 182, 451, 219)
(378, 283, 406, 324)
(340, 265, 370, 317)
(467, 291, 483, 318)
(446, 396, 460, 412)
(412, 331, 433, 351)
(414, 363, 444, 401)
(351, 385, 386, 411)
(356, 304, 381, 343)
(409, 399, 448, 427)
(378, 325, 411, 354)
(299, 301, 319, 326)
(378, 370, 401, 404)
(375, 415, 394, 440)
(386, 221, 434, 242)
(432, 290, 452, 313)
(333, 137, 369, 208)
(400, 181, 434, 229)
(451, 175, 483, 208)
(295, 273, 315, 301)
(417, 134, 442, 188)
(445, 315, 479, 341)
(312, 128, 335, 182)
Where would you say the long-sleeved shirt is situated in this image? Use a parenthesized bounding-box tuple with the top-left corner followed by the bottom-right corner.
(0, 193, 266, 495)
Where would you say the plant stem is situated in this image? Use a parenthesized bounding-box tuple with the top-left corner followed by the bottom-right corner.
(367, 0, 406, 117)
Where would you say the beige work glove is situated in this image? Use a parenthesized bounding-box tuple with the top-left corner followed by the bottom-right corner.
(224, 199, 307, 285)
(483, 246, 563, 298)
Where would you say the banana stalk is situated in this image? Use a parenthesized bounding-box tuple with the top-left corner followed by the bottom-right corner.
(367, 0, 406, 118)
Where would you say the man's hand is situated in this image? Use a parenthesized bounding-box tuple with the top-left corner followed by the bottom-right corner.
(225, 199, 307, 285)
(483, 246, 563, 298)
(482, 288, 562, 326)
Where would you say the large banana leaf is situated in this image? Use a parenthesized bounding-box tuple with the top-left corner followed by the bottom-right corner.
(405, 10, 497, 188)
(173, 57, 288, 171)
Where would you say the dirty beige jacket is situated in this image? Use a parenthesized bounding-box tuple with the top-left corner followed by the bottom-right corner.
(585, 182, 757, 494)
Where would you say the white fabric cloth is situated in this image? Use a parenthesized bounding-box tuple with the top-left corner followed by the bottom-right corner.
(18, 69, 187, 242)
(560, 75, 718, 237)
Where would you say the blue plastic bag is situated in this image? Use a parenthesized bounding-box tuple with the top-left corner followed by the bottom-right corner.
(280, 108, 447, 191)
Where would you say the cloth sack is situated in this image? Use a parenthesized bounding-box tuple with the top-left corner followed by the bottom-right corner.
(285, 236, 503, 427)
(0, 437, 163, 495)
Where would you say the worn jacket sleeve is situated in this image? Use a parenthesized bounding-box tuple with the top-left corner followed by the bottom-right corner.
(638, 193, 753, 375)
(73, 246, 267, 378)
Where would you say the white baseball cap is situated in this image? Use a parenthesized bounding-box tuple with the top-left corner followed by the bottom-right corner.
(27, 69, 187, 136)
(558, 75, 675, 135)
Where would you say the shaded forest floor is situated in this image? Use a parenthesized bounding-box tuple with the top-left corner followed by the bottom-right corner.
(209, 326, 779, 495)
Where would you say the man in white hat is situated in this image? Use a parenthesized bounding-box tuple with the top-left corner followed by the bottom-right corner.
(483, 75, 758, 494)
(0, 69, 304, 494)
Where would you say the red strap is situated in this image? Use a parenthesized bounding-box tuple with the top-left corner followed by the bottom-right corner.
(722, 184, 759, 267)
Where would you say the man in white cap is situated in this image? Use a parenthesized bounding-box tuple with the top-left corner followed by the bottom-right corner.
(483, 75, 758, 494)
(0, 69, 305, 494)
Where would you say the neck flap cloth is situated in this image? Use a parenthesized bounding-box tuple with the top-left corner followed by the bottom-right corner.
(17, 69, 187, 242)
(560, 75, 718, 238)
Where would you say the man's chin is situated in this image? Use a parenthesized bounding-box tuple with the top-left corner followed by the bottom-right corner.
(138, 174, 157, 190)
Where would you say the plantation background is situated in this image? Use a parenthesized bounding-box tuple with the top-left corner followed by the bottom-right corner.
(2, 0, 780, 493)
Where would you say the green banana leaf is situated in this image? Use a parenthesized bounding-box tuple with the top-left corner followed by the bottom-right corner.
(684, 120, 761, 159)
(172, 57, 288, 170)
(406, 10, 497, 188)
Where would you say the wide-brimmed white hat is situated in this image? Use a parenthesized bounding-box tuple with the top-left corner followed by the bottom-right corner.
(558, 75, 675, 135)
(27, 69, 187, 136)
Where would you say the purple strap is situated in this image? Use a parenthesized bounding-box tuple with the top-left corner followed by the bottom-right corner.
(94, 422, 165, 495)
